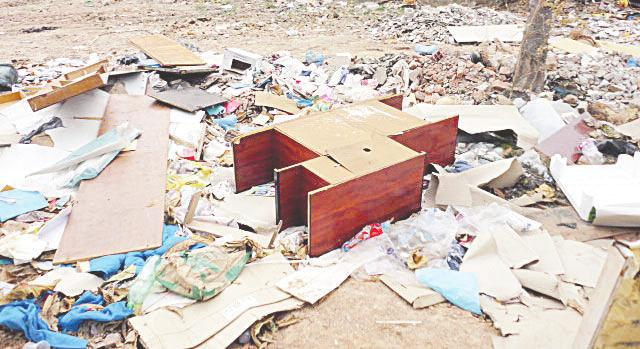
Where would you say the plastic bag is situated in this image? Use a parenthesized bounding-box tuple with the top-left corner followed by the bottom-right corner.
(155, 244, 250, 301)
(387, 208, 459, 265)
(127, 255, 161, 315)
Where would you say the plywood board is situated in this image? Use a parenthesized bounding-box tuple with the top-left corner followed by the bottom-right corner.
(448, 24, 524, 43)
(308, 154, 425, 256)
(148, 88, 226, 113)
(53, 95, 169, 263)
(27, 73, 106, 112)
(254, 91, 299, 114)
(301, 156, 353, 184)
(129, 34, 205, 67)
(549, 37, 599, 54)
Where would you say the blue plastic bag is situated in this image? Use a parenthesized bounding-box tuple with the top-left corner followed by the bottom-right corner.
(415, 268, 481, 314)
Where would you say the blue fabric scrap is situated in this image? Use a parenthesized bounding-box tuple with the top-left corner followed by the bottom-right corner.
(0, 300, 87, 349)
(58, 301, 132, 333)
(73, 292, 103, 306)
(90, 224, 184, 279)
(415, 268, 482, 314)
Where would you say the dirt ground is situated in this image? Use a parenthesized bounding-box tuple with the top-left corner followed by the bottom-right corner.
(0, 0, 511, 348)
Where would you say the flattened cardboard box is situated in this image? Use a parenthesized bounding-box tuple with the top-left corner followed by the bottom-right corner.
(129, 253, 303, 349)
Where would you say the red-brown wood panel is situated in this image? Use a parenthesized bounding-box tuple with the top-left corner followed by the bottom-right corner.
(273, 131, 319, 169)
(307, 154, 425, 256)
(232, 128, 275, 193)
(389, 116, 458, 167)
(275, 164, 329, 229)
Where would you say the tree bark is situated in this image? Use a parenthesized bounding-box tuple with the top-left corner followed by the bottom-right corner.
(512, 0, 553, 92)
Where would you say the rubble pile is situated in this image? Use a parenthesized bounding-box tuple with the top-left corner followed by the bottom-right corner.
(368, 4, 523, 43)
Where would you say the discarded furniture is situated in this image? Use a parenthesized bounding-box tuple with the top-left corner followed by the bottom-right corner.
(232, 95, 458, 256)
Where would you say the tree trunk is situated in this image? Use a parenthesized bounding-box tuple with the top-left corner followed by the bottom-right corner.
(512, 0, 553, 92)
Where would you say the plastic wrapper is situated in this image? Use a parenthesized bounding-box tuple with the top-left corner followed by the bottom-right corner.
(342, 222, 389, 252)
(387, 208, 459, 266)
(578, 138, 605, 165)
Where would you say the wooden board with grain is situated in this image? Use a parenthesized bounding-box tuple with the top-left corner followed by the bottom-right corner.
(129, 34, 205, 67)
(27, 73, 106, 111)
(53, 95, 170, 264)
(64, 60, 107, 80)
(232, 128, 275, 193)
(307, 154, 425, 256)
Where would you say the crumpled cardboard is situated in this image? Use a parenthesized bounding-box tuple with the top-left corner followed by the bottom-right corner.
(129, 253, 303, 349)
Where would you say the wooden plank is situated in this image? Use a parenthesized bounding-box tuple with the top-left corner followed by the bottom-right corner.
(148, 88, 226, 113)
(389, 115, 458, 167)
(572, 246, 626, 349)
(63, 60, 107, 80)
(232, 128, 275, 193)
(27, 73, 105, 111)
(307, 154, 425, 256)
(53, 95, 169, 263)
(275, 164, 329, 229)
(129, 34, 205, 67)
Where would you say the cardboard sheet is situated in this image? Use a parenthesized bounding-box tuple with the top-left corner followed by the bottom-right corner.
(186, 220, 271, 248)
(597, 40, 640, 57)
(550, 153, 640, 227)
(212, 193, 276, 230)
(53, 95, 169, 264)
(431, 158, 523, 207)
(276, 236, 386, 304)
(617, 118, 640, 140)
(492, 224, 538, 269)
(555, 239, 607, 288)
(460, 231, 522, 301)
(522, 232, 565, 275)
(129, 35, 205, 67)
(447, 24, 524, 43)
(129, 253, 303, 349)
(149, 88, 227, 113)
(549, 37, 599, 54)
(379, 274, 445, 309)
(405, 104, 539, 149)
(254, 91, 299, 114)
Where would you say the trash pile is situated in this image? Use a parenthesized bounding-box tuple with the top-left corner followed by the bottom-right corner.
(0, 1, 639, 348)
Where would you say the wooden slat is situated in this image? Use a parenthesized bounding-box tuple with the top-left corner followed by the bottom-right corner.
(27, 73, 105, 111)
(307, 154, 425, 256)
(64, 60, 107, 80)
(390, 115, 458, 167)
(53, 95, 169, 264)
(129, 34, 205, 67)
(275, 164, 329, 229)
